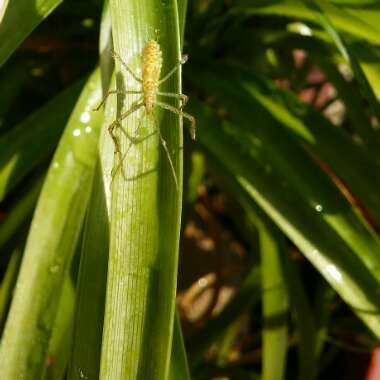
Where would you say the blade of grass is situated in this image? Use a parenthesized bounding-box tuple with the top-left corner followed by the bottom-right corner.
(68, 3, 113, 377)
(0, 175, 43, 248)
(169, 310, 191, 380)
(99, 0, 113, 94)
(43, 273, 75, 380)
(0, 0, 64, 67)
(178, 0, 188, 47)
(307, 0, 380, 142)
(212, 162, 292, 380)
(218, 63, 380, 224)
(0, 246, 23, 328)
(0, 69, 103, 379)
(99, 0, 183, 378)
(283, 253, 319, 380)
(68, 163, 110, 380)
(216, 317, 244, 367)
(313, 280, 336, 360)
(188, 98, 380, 340)
(186, 151, 206, 205)
(0, 79, 84, 201)
(0, 0, 9, 23)
(259, 221, 289, 380)
(187, 65, 380, 286)
(233, 0, 380, 45)
(212, 159, 318, 380)
(68, 88, 114, 380)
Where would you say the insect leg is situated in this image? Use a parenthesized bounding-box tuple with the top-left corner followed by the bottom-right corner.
(158, 54, 188, 85)
(157, 92, 188, 108)
(93, 90, 142, 111)
(108, 101, 144, 178)
(112, 50, 142, 83)
(154, 100, 196, 140)
(152, 113, 179, 191)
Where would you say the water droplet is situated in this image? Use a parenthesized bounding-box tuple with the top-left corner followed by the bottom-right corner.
(78, 368, 88, 379)
(299, 24, 312, 36)
(325, 264, 342, 283)
(52, 162, 60, 169)
(73, 128, 81, 137)
(315, 204, 323, 213)
(136, 68, 142, 76)
(80, 111, 91, 123)
(85, 126, 92, 134)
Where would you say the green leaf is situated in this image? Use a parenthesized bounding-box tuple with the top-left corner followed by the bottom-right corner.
(43, 274, 75, 380)
(283, 253, 319, 380)
(234, 0, 380, 45)
(0, 0, 10, 23)
(188, 98, 380, 340)
(215, 164, 318, 380)
(68, 6, 113, 379)
(307, 0, 380, 148)
(0, 69, 103, 379)
(169, 311, 191, 380)
(68, 130, 112, 380)
(99, 0, 184, 378)
(0, 175, 43, 248)
(99, 0, 113, 94)
(216, 63, 380, 225)
(0, 79, 84, 201)
(0, 246, 23, 329)
(259, 221, 289, 380)
(178, 0, 188, 47)
(0, 0, 64, 67)
(188, 64, 380, 283)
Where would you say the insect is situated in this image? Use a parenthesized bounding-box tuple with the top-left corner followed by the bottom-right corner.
(94, 40, 196, 189)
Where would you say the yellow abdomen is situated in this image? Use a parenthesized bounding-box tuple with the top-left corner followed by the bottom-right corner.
(142, 40, 162, 113)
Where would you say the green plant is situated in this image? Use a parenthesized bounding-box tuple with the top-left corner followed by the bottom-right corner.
(0, 0, 380, 379)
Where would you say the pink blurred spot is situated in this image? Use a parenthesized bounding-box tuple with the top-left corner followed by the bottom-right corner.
(366, 349, 380, 380)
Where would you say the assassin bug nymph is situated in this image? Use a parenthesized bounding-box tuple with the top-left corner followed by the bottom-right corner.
(94, 40, 196, 189)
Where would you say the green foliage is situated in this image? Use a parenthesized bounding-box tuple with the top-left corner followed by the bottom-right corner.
(0, 0, 380, 379)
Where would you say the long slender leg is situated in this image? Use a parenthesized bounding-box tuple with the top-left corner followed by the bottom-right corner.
(152, 113, 179, 191)
(157, 92, 188, 107)
(93, 90, 142, 111)
(112, 50, 142, 83)
(158, 55, 188, 85)
(108, 102, 144, 178)
(112, 112, 145, 180)
(154, 100, 196, 140)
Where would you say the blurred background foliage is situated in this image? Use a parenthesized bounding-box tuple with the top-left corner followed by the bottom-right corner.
(1, 0, 380, 379)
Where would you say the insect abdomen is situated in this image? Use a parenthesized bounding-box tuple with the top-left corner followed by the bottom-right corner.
(142, 40, 162, 113)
